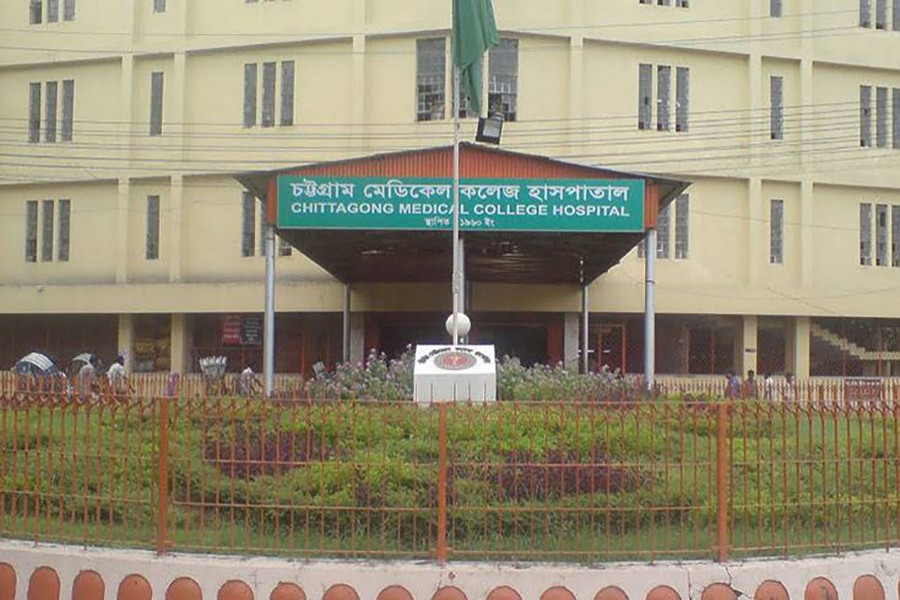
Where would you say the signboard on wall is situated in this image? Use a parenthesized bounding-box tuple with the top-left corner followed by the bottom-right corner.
(277, 176, 645, 233)
(222, 315, 263, 346)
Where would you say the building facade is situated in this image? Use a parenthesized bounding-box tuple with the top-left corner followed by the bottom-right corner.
(2, 0, 900, 378)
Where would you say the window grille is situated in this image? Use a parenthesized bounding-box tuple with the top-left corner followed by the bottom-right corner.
(876, 204, 889, 266)
(770, 0, 783, 17)
(146, 196, 160, 260)
(150, 72, 164, 136)
(61, 79, 73, 141)
(770, 76, 783, 140)
(63, 0, 75, 20)
(657, 66, 671, 131)
(416, 39, 446, 122)
(860, 203, 873, 265)
(876, 0, 887, 28)
(676, 67, 690, 132)
(242, 192, 256, 257)
(638, 64, 652, 130)
(261, 62, 276, 128)
(674, 194, 690, 259)
(28, 83, 40, 143)
(892, 206, 900, 266)
(30, 0, 42, 24)
(47, 0, 58, 22)
(861, 0, 872, 27)
(243, 64, 258, 128)
(657, 205, 671, 259)
(489, 39, 518, 122)
(876, 86, 888, 148)
(57, 199, 70, 262)
(41, 200, 54, 262)
(44, 81, 58, 143)
(770, 199, 784, 264)
(153, 0, 166, 13)
(25, 201, 38, 262)
(861, 85, 872, 147)
(280, 61, 295, 126)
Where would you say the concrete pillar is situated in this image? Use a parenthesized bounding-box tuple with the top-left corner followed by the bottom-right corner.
(563, 312, 579, 371)
(117, 314, 134, 372)
(786, 316, 811, 379)
(349, 313, 365, 365)
(170, 314, 191, 374)
(736, 315, 758, 376)
(115, 177, 131, 283)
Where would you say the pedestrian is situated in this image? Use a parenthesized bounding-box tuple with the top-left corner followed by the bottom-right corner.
(239, 363, 259, 397)
(783, 371, 796, 406)
(743, 369, 758, 398)
(761, 372, 775, 400)
(107, 354, 127, 395)
(724, 370, 740, 399)
(76, 355, 98, 401)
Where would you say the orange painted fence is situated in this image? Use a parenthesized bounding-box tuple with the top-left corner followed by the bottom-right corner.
(0, 393, 898, 563)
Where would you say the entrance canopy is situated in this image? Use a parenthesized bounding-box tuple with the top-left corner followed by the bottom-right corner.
(236, 144, 689, 285)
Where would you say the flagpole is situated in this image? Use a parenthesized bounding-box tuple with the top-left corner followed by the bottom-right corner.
(451, 64, 461, 347)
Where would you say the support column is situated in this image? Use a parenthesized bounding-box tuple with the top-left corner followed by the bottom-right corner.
(349, 313, 365, 364)
(581, 285, 589, 374)
(748, 177, 763, 286)
(342, 284, 351, 363)
(168, 174, 184, 282)
(115, 177, 131, 283)
(644, 229, 657, 390)
(736, 315, 759, 376)
(117, 314, 134, 372)
(563, 312, 579, 371)
(263, 223, 276, 396)
(787, 316, 811, 378)
(170, 314, 189, 374)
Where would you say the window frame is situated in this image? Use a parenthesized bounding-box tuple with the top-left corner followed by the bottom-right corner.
(25, 200, 38, 263)
(57, 199, 70, 262)
(861, 85, 873, 147)
(41, 199, 54, 262)
(860, 202, 873, 266)
(416, 38, 447, 122)
(770, 75, 784, 140)
(674, 194, 690, 259)
(146, 195, 160, 260)
(150, 71, 164, 136)
(241, 192, 256, 257)
(488, 38, 519, 122)
(770, 199, 784, 265)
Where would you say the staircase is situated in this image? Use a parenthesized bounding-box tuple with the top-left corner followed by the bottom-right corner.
(810, 323, 900, 361)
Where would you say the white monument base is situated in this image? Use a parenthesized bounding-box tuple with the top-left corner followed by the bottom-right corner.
(413, 345, 497, 404)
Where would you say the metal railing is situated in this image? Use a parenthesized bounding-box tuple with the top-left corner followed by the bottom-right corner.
(1, 392, 898, 563)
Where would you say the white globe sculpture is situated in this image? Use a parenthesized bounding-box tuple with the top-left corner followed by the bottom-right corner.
(445, 312, 472, 339)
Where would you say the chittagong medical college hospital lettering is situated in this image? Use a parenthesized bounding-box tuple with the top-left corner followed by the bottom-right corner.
(276, 176, 645, 233)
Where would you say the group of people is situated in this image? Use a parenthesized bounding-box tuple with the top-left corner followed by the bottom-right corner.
(73, 354, 129, 399)
(724, 369, 796, 402)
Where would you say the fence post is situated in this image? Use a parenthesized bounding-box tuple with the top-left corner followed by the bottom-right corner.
(715, 402, 730, 562)
(156, 397, 169, 556)
(436, 403, 449, 564)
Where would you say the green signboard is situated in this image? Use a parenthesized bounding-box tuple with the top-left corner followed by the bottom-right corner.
(277, 176, 645, 233)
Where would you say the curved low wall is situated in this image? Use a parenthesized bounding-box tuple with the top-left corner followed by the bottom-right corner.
(0, 541, 897, 600)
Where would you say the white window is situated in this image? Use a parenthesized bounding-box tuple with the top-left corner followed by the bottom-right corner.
(146, 195, 160, 260)
(770, 199, 784, 264)
(150, 72, 164, 136)
(770, 0, 783, 17)
(63, 0, 74, 20)
(876, 204, 888, 266)
(29, 80, 73, 143)
(676, 67, 690, 132)
(860, 203, 873, 266)
(876, 0, 888, 28)
(657, 205, 671, 259)
(57, 199, 70, 262)
(489, 39, 518, 122)
(638, 64, 652, 130)
(25, 201, 38, 262)
(861, 0, 872, 27)
(657, 65, 671, 131)
(861, 85, 872, 147)
(770, 76, 783, 140)
(416, 39, 446, 122)
(243, 60, 294, 128)
(153, 0, 166, 13)
(41, 199, 54, 262)
(892, 206, 900, 267)
(876, 86, 888, 148)
(674, 194, 690, 259)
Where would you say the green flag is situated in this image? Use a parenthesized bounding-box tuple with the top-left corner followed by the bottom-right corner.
(452, 0, 499, 116)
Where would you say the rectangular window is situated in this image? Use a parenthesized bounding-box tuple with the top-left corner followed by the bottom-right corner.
(638, 63, 652, 130)
(146, 195, 160, 260)
(153, 0, 166, 13)
(150, 71, 164, 136)
(241, 192, 255, 257)
(280, 60, 295, 126)
(770, 199, 784, 264)
(44, 80, 57, 143)
(28, 82, 40, 143)
(30, 0, 42, 24)
(47, 0, 58, 22)
(770, 0, 783, 17)
(261, 61, 276, 128)
(860, 203, 873, 265)
(893, 206, 900, 267)
(861, 0, 872, 26)
(876, 0, 887, 28)
(25, 201, 38, 262)
(416, 38, 446, 122)
(894, 0, 900, 29)
(674, 194, 689, 259)
(61, 79, 73, 141)
(278, 236, 292, 257)
(243, 63, 258, 128)
(63, 0, 74, 20)
(675, 0, 689, 6)
(489, 38, 519, 122)
(861, 85, 872, 147)
(877, 204, 889, 266)
(657, 205, 671, 259)
(656, 65, 671, 131)
(770, 75, 783, 140)
(676, 66, 690, 132)
(876, 86, 888, 148)
(57, 199, 70, 262)
(41, 199, 54, 262)
(894, 88, 900, 148)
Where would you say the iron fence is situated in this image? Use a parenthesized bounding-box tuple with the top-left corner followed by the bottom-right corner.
(1, 392, 898, 562)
